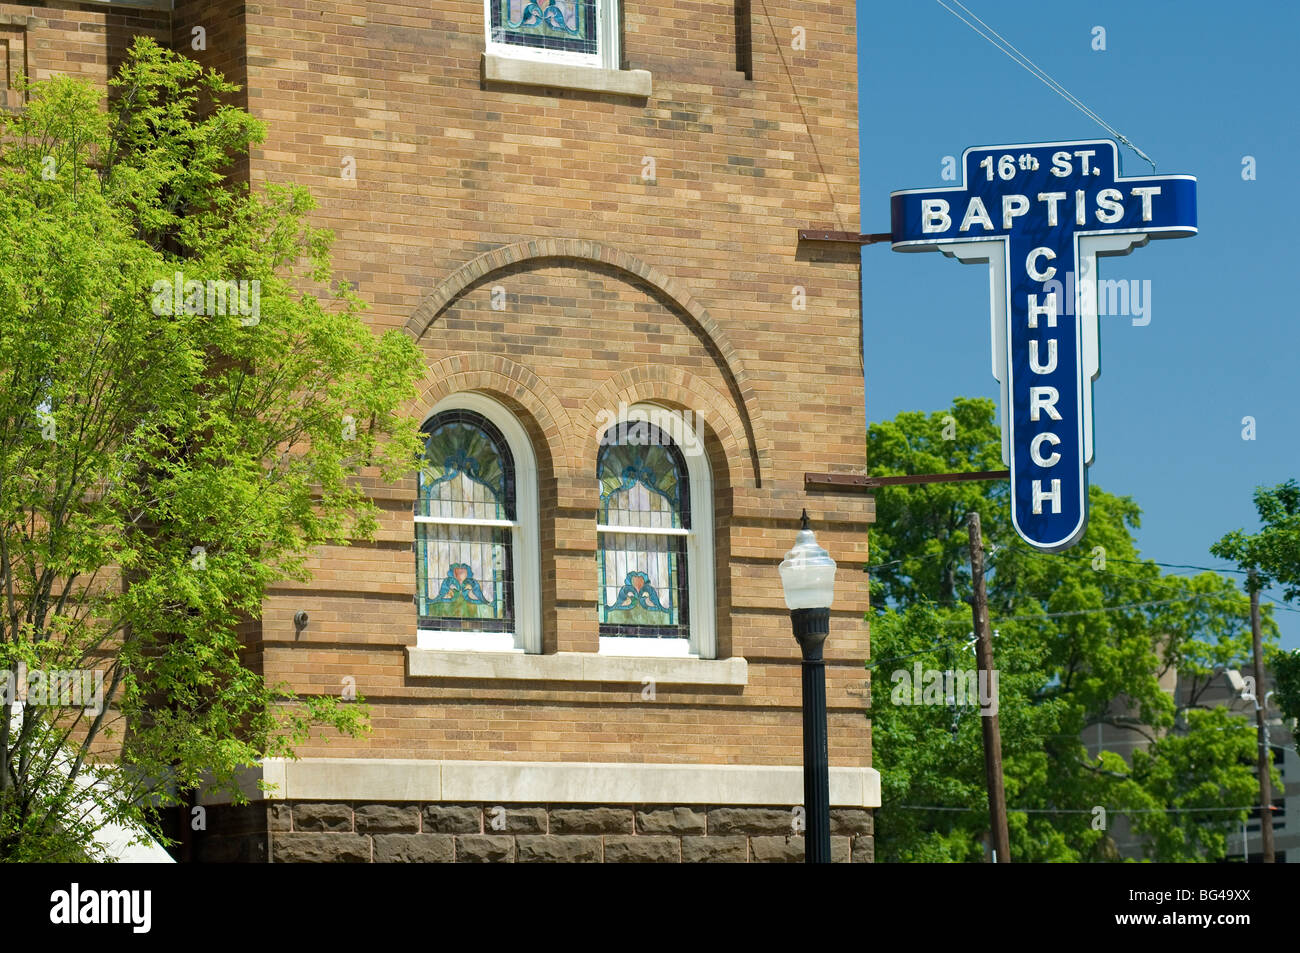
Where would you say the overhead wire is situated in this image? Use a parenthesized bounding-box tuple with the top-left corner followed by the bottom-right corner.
(932, 0, 1157, 171)
(894, 804, 1261, 815)
(869, 542, 1300, 617)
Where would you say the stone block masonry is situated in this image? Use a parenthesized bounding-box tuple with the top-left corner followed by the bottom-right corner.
(197, 802, 873, 863)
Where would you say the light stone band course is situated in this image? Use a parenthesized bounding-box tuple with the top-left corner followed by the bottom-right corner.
(202, 757, 880, 808)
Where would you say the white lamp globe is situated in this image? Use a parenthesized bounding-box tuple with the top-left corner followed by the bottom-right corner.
(778, 510, 837, 610)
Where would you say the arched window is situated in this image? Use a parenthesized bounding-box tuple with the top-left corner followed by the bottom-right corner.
(416, 394, 540, 653)
(596, 405, 714, 658)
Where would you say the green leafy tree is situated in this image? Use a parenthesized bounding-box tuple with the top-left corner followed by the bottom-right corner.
(868, 398, 1273, 862)
(1212, 479, 1300, 722)
(0, 39, 423, 860)
(1274, 651, 1300, 728)
(1211, 479, 1300, 601)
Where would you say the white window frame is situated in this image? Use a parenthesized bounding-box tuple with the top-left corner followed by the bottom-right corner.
(415, 392, 542, 654)
(596, 402, 715, 660)
(483, 0, 620, 70)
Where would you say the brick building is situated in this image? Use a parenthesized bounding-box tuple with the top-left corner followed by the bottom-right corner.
(11, 0, 875, 861)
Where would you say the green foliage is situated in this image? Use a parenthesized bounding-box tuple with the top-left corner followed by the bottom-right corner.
(1125, 708, 1260, 862)
(1211, 479, 1300, 601)
(1273, 650, 1300, 728)
(868, 398, 1275, 862)
(0, 39, 424, 860)
(1212, 479, 1300, 724)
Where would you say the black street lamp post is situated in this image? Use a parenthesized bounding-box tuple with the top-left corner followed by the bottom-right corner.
(778, 509, 837, 864)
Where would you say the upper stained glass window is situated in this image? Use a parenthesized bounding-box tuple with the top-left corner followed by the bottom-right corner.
(490, 0, 600, 58)
(596, 421, 691, 639)
(416, 409, 516, 632)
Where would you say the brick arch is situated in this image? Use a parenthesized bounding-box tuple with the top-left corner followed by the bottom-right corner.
(405, 239, 768, 487)
(578, 366, 755, 492)
(413, 353, 574, 474)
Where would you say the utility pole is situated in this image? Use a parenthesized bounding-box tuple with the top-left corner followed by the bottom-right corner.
(1249, 571, 1275, 863)
(967, 511, 1010, 863)
(807, 470, 1016, 861)
(804, 471, 1016, 861)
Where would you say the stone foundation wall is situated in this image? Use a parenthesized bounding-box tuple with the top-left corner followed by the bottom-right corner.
(194, 802, 873, 863)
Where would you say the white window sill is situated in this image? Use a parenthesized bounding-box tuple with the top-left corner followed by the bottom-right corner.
(417, 630, 520, 653)
(407, 648, 746, 686)
(482, 53, 652, 98)
(599, 636, 692, 658)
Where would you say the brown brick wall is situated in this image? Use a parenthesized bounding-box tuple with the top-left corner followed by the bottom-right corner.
(241, 0, 870, 770)
(0, 2, 168, 92)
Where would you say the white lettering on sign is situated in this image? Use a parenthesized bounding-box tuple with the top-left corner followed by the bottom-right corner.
(1029, 339, 1058, 374)
(1130, 186, 1160, 221)
(1002, 194, 1029, 229)
(922, 199, 951, 233)
(922, 188, 1162, 235)
(960, 196, 994, 232)
(1032, 479, 1062, 515)
(1026, 247, 1056, 282)
(1029, 386, 1062, 422)
(1027, 293, 1057, 329)
(1095, 188, 1124, 224)
(1030, 432, 1062, 467)
(1039, 191, 1067, 226)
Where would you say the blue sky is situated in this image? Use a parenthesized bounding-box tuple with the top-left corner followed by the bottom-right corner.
(856, 1, 1299, 648)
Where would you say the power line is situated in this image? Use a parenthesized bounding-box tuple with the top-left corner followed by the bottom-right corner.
(866, 546, 994, 574)
(873, 540, 1251, 581)
(1004, 544, 1300, 614)
(932, 0, 1157, 171)
(868, 542, 1300, 647)
(867, 633, 979, 669)
(894, 804, 1258, 815)
(867, 589, 1275, 666)
(1001, 542, 1248, 576)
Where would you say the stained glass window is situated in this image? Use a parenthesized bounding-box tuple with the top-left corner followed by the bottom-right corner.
(597, 421, 691, 639)
(489, 0, 600, 58)
(416, 409, 515, 632)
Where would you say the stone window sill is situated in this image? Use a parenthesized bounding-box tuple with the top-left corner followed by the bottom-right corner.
(482, 53, 652, 98)
(407, 648, 746, 686)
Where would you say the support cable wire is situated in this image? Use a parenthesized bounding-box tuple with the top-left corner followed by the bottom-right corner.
(757, 0, 846, 230)
(932, 0, 1157, 172)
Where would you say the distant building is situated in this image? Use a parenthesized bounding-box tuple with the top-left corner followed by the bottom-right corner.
(1083, 665, 1294, 862)
(1194, 672, 1294, 863)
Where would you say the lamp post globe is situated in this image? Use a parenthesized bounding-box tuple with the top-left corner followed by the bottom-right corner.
(779, 509, 837, 611)
(778, 509, 836, 863)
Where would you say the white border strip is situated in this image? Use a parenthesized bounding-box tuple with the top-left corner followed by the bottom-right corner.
(202, 758, 880, 807)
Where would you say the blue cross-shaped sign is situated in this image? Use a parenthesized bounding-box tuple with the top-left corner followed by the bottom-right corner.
(891, 139, 1196, 552)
